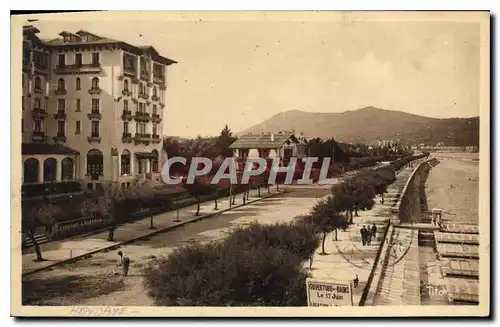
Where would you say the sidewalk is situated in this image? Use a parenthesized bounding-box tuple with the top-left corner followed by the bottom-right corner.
(21, 187, 277, 275)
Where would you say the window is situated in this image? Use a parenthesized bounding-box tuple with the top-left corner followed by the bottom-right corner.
(24, 158, 39, 184)
(151, 150, 159, 172)
(58, 54, 65, 67)
(75, 53, 82, 67)
(76, 98, 81, 111)
(57, 121, 65, 136)
(139, 102, 145, 113)
(91, 121, 99, 137)
(136, 122, 146, 134)
(92, 53, 100, 65)
(21, 119, 24, 132)
(34, 77, 41, 90)
(91, 99, 99, 112)
(91, 77, 99, 89)
(86, 149, 103, 180)
(152, 105, 157, 114)
(76, 78, 81, 90)
(123, 122, 129, 134)
(43, 158, 57, 182)
(34, 98, 41, 109)
(76, 121, 81, 134)
(61, 158, 74, 180)
(33, 120, 42, 133)
(139, 83, 144, 94)
(22, 96, 25, 110)
(153, 87, 157, 97)
(124, 100, 129, 111)
(58, 78, 65, 90)
(152, 124, 157, 136)
(124, 80, 129, 91)
(121, 150, 131, 175)
(58, 99, 65, 111)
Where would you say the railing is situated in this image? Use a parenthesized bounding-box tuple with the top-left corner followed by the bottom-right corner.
(55, 63, 102, 74)
(87, 135, 101, 143)
(151, 113, 161, 123)
(53, 134, 67, 143)
(138, 92, 149, 100)
(88, 88, 102, 95)
(32, 108, 47, 117)
(121, 110, 133, 121)
(54, 88, 67, 95)
(134, 111, 150, 122)
(122, 132, 133, 143)
(87, 110, 102, 120)
(53, 110, 67, 120)
(124, 66, 136, 77)
(122, 89, 133, 96)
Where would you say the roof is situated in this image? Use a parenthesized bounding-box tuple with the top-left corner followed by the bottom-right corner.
(22, 143, 79, 155)
(229, 131, 296, 149)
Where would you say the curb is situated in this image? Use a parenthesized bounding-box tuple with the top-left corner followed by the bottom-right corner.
(22, 191, 281, 277)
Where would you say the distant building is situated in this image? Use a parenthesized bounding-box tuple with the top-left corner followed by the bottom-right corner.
(21, 26, 176, 192)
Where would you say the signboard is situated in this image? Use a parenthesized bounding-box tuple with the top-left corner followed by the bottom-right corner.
(306, 278, 354, 307)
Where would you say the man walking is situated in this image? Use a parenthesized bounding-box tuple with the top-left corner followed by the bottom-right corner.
(366, 228, 372, 246)
(371, 224, 377, 241)
(360, 226, 367, 246)
(117, 251, 130, 277)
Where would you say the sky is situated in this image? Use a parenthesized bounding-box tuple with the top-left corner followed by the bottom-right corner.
(22, 12, 482, 137)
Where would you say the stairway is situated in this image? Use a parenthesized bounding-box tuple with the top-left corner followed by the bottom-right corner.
(22, 233, 51, 249)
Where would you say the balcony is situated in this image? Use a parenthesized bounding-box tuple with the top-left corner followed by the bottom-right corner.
(53, 110, 67, 120)
(23, 61, 32, 73)
(32, 108, 47, 118)
(54, 88, 67, 95)
(55, 63, 102, 75)
(140, 70, 149, 81)
(159, 84, 167, 91)
(87, 135, 101, 143)
(138, 92, 149, 100)
(32, 131, 48, 142)
(34, 65, 49, 75)
(122, 132, 133, 143)
(88, 88, 102, 95)
(34, 87, 43, 94)
(131, 77, 140, 85)
(153, 75, 165, 85)
(53, 134, 67, 143)
(87, 110, 102, 120)
(124, 66, 136, 77)
(122, 89, 133, 97)
(134, 111, 150, 122)
(152, 134, 161, 143)
(159, 102, 166, 109)
(134, 133, 151, 145)
(151, 95, 160, 102)
(121, 110, 133, 121)
(151, 113, 161, 123)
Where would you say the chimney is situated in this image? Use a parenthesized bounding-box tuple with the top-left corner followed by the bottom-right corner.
(271, 133, 274, 142)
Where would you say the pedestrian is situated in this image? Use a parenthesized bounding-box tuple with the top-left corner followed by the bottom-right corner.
(309, 255, 314, 270)
(360, 226, 367, 246)
(117, 251, 130, 277)
(353, 274, 359, 288)
(366, 228, 372, 245)
(371, 224, 377, 241)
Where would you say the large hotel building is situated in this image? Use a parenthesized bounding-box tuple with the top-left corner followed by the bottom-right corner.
(21, 26, 176, 191)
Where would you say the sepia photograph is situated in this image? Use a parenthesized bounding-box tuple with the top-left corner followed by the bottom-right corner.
(10, 10, 490, 317)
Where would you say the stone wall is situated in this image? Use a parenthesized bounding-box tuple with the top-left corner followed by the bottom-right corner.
(397, 158, 440, 224)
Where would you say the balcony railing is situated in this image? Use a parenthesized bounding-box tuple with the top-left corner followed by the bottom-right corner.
(124, 66, 136, 77)
(151, 95, 160, 102)
(121, 110, 133, 121)
(88, 88, 102, 95)
(153, 74, 164, 84)
(87, 110, 102, 120)
(159, 102, 166, 109)
(55, 63, 102, 74)
(87, 135, 101, 143)
(122, 89, 133, 97)
(134, 111, 150, 122)
(152, 134, 161, 143)
(151, 113, 161, 123)
(53, 134, 67, 143)
(138, 92, 149, 100)
(53, 110, 67, 120)
(122, 132, 133, 143)
(34, 87, 43, 94)
(32, 108, 47, 118)
(32, 131, 48, 142)
(54, 88, 67, 95)
(134, 133, 151, 145)
(140, 71, 149, 81)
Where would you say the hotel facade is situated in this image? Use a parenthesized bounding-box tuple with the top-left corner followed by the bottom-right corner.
(21, 26, 176, 191)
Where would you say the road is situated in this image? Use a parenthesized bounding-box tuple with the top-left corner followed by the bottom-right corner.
(24, 186, 331, 306)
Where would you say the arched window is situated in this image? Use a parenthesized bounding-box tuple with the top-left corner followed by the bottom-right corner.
(43, 158, 57, 182)
(92, 77, 99, 89)
(151, 150, 159, 172)
(34, 77, 41, 90)
(124, 79, 129, 91)
(23, 158, 39, 184)
(139, 83, 144, 94)
(86, 149, 103, 180)
(58, 78, 65, 90)
(76, 77, 81, 90)
(61, 157, 74, 180)
(121, 150, 131, 175)
(153, 87, 157, 97)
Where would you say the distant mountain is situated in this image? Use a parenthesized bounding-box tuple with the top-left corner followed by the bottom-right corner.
(238, 107, 480, 146)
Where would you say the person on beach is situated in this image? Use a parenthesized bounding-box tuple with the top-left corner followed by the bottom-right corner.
(117, 251, 130, 277)
(371, 224, 377, 241)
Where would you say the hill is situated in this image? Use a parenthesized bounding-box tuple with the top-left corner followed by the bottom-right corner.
(238, 107, 479, 146)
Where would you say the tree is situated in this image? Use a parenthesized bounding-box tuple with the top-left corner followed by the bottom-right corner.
(183, 177, 216, 216)
(22, 202, 59, 261)
(130, 183, 157, 229)
(215, 125, 237, 158)
(309, 197, 348, 254)
(82, 183, 126, 241)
